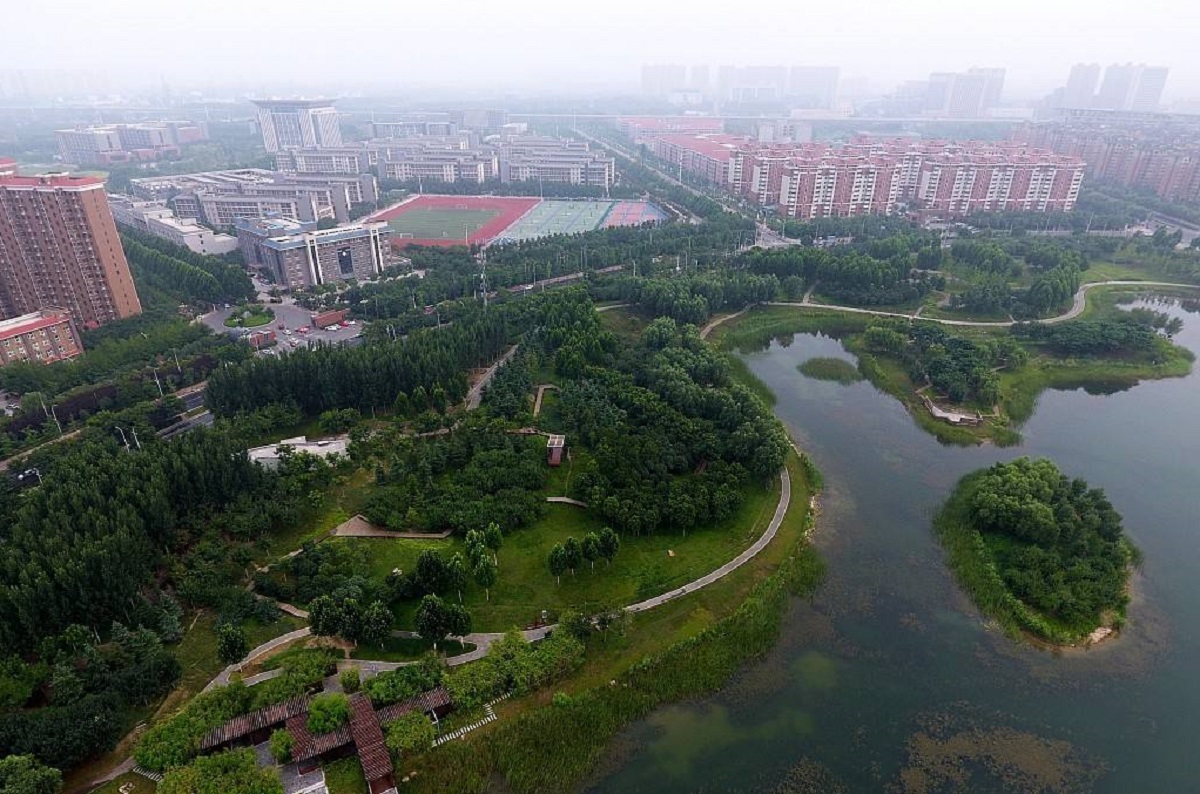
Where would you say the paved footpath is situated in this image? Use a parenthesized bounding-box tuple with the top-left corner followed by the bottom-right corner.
(768, 280, 1200, 328)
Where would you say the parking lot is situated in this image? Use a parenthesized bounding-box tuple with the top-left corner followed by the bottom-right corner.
(200, 298, 363, 354)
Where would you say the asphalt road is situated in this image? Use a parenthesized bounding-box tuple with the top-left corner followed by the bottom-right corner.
(200, 298, 363, 352)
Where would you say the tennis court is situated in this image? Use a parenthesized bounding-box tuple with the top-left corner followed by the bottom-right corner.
(495, 200, 615, 241)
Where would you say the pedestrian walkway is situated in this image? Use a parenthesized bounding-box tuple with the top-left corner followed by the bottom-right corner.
(432, 694, 508, 746)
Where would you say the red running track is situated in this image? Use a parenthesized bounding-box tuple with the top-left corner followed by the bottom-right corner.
(371, 195, 541, 248)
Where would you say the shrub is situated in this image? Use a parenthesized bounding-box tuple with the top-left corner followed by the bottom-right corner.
(339, 668, 361, 694)
(384, 711, 436, 757)
(306, 693, 349, 735)
(364, 656, 445, 707)
(268, 729, 292, 763)
(158, 748, 282, 794)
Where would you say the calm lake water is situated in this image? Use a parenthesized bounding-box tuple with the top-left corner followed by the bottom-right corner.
(589, 297, 1200, 793)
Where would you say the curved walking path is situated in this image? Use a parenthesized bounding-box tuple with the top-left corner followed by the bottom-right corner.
(768, 280, 1200, 329)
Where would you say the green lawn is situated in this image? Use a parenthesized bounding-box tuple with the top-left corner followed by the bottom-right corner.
(349, 635, 474, 662)
(386, 208, 497, 241)
(324, 756, 369, 794)
(224, 309, 274, 328)
(335, 477, 781, 633)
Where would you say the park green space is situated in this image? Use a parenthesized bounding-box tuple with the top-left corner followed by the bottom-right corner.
(223, 307, 274, 328)
(933, 460, 1136, 645)
(713, 282, 1196, 447)
(386, 208, 497, 240)
(334, 471, 779, 633)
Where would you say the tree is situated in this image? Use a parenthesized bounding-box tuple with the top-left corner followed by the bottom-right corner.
(392, 391, 410, 417)
(582, 532, 601, 571)
(415, 595, 451, 647)
(158, 749, 282, 794)
(268, 729, 292, 763)
(385, 711, 436, 757)
(483, 522, 503, 566)
(414, 550, 450, 595)
(216, 623, 248, 666)
(473, 557, 498, 601)
(548, 544, 567, 585)
(446, 553, 468, 603)
(0, 755, 62, 794)
(558, 610, 592, 642)
(562, 537, 583, 576)
(360, 601, 393, 650)
(446, 603, 472, 639)
(307, 693, 350, 735)
(597, 527, 620, 566)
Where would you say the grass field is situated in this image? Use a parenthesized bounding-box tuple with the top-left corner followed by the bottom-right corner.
(386, 208, 498, 244)
(333, 475, 781, 633)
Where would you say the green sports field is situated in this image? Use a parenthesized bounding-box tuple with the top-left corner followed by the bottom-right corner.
(386, 208, 498, 242)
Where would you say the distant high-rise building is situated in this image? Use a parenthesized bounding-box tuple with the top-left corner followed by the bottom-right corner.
(968, 67, 1006, 110)
(689, 65, 711, 93)
(1063, 63, 1101, 108)
(640, 65, 687, 96)
(924, 69, 1002, 118)
(787, 67, 840, 108)
(0, 169, 141, 329)
(1096, 64, 1169, 112)
(252, 99, 342, 153)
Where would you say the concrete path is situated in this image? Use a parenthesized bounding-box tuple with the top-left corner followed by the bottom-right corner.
(699, 307, 750, 339)
(203, 627, 312, 692)
(768, 280, 1200, 329)
(465, 345, 518, 410)
(626, 466, 790, 614)
(546, 496, 588, 507)
(532, 384, 559, 417)
(332, 514, 452, 539)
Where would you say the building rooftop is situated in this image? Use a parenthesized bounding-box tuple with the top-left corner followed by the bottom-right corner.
(0, 310, 70, 342)
(0, 173, 104, 189)
(248, 436, 349, 464)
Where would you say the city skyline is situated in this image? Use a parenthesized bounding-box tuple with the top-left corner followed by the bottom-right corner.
(1, 0, 1197, 101)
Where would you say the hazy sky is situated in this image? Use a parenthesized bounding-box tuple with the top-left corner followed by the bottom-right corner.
(4, 0, 1195, 99)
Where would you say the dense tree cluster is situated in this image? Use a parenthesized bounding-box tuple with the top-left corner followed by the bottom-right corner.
(597, 271, 779, 324)
(564, 317, 789, 534)
(364, 418, 548, 533)
(741, 243, 941, 306)
(206, 312, 505, 417)
(966, 458, 1134, 629)
(1013, 315, 1165, 356)
(121, 230, 254, 307)
(0, 754, 62, 794)
(0, 429, 271, 649)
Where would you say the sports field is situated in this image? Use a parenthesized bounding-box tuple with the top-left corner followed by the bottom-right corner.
(372, 195, 667, 248)
(370, 195, 539, 248)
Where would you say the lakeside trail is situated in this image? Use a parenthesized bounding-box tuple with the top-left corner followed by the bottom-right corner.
(767, 280, 1200, 328)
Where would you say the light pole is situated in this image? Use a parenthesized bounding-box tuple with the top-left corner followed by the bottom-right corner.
(114, 426, 130, 450)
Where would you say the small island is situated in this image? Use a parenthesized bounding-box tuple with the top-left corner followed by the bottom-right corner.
(935, 457, 1138, 646)
(798, 357, 864, 384)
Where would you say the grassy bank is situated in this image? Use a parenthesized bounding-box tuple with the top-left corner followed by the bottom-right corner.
(934, 471, 1125, 646)
(401, 452, 822, 794)
(716, 301, 1194, 447)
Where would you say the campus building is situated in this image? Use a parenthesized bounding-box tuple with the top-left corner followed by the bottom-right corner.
(0, 309, 82, 366)
(0, 169, 141, 329)
(235, 215, 390, 289)
(55, 121, 208, 165)
(129, 169, 378, 226)
(108, 194, 239, 254)
(251, 99, 342, 153)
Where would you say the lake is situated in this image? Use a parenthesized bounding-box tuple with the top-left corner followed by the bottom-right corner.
(588, 298, 1200, 793)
